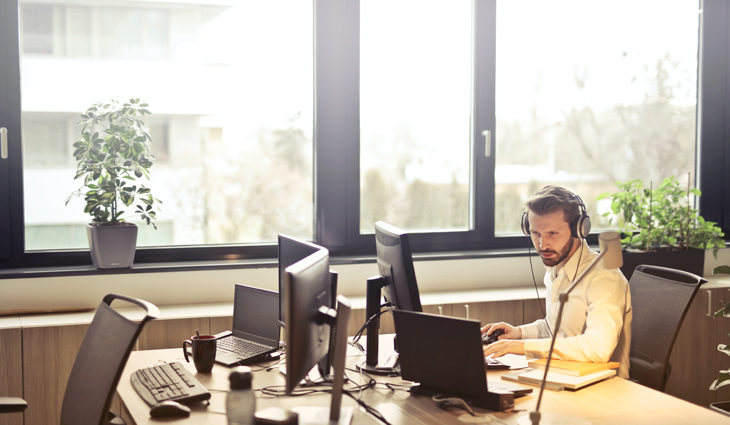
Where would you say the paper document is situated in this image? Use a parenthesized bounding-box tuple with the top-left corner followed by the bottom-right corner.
(495, 354, 529, 369)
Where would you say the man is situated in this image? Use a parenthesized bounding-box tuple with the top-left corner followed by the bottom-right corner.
(482, 185, 632, 378)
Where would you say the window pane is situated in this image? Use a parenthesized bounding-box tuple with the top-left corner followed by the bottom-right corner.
(360, 0, 472, 233)
(21, 3, 61, 55)
(494, 0, 699, 234)
(19, 1, 314, 250)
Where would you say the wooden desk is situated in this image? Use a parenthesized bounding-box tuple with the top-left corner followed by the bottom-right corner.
(117, 348, 730, 425)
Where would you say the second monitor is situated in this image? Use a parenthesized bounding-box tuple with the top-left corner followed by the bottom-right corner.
(359, 221, 423, 374)
(283, 242, 353, 425)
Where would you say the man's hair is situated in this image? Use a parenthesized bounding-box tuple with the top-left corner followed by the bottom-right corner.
(525, 185, 582, 225)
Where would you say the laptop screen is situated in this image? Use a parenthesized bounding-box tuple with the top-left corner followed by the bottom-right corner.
(393, 309, 489, 398)
(232, 284, 280, 345)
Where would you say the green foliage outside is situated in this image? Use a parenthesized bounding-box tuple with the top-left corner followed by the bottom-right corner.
(598, 176, 724, 254)
(66, 98, 161, 228)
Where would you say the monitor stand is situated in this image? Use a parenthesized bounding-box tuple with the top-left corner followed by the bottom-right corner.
(293, 296, 354, 425)
(356, 276, 400, 375)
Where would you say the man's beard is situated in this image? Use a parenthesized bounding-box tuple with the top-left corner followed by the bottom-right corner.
(539, 239, 575, 267)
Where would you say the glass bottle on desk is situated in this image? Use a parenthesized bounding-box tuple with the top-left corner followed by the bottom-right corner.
(227, 366, 255, 425)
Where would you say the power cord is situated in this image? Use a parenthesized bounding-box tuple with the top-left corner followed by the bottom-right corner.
(257, 371, 395, 425)
(431, 395, 475, 416)
(342, 368, 396, 425)
(349, 302, 393, 351)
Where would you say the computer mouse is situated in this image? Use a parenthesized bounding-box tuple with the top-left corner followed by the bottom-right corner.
(149, 400, 191, 418)
(481, 328, 505, 345)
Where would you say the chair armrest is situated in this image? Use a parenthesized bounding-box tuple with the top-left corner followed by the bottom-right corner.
(0, 397, 27, 413)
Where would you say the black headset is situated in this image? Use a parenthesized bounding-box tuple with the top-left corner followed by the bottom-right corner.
(520, 191, 591, 239)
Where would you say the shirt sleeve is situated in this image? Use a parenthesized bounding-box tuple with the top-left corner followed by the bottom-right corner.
(518, 317, 551, 339)
(522, 268, 628, 362)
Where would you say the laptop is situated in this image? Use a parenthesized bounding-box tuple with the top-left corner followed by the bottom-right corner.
(392, 309, 532, 411)
(214, 284, 280, 367)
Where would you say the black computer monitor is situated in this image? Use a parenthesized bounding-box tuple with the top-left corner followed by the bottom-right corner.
(358, 221, 423, 375)
(283, 247, 353, 424)
(375, 221, 423, 312)
(278, 234, 339, 377)
(278, 234, 323, 326)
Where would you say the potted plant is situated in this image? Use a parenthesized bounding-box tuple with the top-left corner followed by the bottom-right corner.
(66, 98, 161, 268)
(598, 175, 725, 279)
(710, 265, 730, 416)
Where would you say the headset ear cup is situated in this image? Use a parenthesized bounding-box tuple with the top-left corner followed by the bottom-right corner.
(521, 210, 530, 236)
(576, 214, 591, 239)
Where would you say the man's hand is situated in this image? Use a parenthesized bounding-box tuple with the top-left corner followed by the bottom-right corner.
(481, 322, 522, 340)
(481, 322, 524, 358)
(483, 339, 525, 358)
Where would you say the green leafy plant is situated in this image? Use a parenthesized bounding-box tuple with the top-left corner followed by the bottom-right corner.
(597, 176, 724, 255)
(66, 98, 161, 228)
(711, 265, 730, 391)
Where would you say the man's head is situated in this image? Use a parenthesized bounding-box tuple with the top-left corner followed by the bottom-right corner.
(522, 186, 589, 267)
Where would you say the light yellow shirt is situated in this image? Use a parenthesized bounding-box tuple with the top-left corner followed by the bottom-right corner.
(518, 239, 632, 379)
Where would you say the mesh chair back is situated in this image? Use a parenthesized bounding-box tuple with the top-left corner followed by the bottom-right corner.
(629, 264, 705, 391)
(60, 294, 159, 425)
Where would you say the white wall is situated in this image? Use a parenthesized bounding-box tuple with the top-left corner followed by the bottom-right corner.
(0, 255, 546, 315)
(2, 247, 728, 316)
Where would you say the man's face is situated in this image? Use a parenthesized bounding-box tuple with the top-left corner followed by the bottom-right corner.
(528, 209, 577, 267)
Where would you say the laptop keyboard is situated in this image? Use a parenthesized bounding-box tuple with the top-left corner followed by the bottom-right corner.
(218, 337, 270, 357)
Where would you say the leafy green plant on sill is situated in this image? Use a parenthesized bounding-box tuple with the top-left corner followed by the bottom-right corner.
(597, 175, 724, 255)
(711, 265, 730, 391)
(65, 98, 161, 228)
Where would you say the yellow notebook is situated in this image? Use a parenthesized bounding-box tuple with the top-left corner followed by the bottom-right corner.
(527, 359, 620, 377)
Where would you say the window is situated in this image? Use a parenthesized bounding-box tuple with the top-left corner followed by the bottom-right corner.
(0, 0, 727, 268)
(21, 113, 74, 168)
(494, 0, 700, 235)
(15, 1, 314, 256)
(360, 0, 472, 232)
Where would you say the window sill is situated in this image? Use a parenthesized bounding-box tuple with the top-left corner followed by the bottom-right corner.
(0, 247, 530, 280)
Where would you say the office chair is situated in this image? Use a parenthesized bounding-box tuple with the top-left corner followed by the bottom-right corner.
(0, 293, 159, 425)
(629, 264, 706, 392)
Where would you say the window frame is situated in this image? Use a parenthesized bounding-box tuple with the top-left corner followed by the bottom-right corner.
(698, 0, 730, 240)
(0, 0, 727, 270)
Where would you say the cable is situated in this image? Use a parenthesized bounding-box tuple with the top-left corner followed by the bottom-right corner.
(343, 390, 393, 425)
(349, 303, 393, 351)
(340, 370, 395, 425)
(248, 355, 285, 372)
(528, 245, 552, 336)
(257, 372, 395, 425)
(571, 239, 584, 284)
(431, 395, 476, 416)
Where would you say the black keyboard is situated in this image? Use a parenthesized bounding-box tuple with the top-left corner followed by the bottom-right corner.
(218, 337, 269, 357)
(130, 362, 211, 406)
